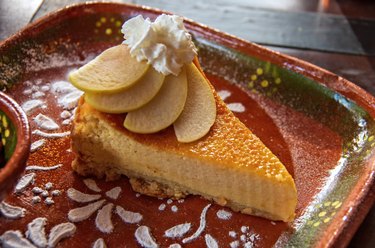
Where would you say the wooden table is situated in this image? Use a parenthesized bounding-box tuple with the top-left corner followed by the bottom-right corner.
(1, 0, 374, 247)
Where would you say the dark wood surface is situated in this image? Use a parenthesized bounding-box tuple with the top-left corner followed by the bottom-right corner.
(0, 0, 43, 40)
(1, 0, 374, 247)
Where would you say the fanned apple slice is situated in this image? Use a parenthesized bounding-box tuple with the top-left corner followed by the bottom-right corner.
(69, 44, 149, 93)
(124, 68, 188, 133)
(84, 68, 165, 113)
(174, 63, 216, 142)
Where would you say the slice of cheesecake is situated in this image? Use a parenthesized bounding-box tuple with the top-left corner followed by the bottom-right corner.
(71, 73, 297, 222)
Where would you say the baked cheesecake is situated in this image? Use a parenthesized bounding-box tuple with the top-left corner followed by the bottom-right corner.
(69, 14, 297, 222)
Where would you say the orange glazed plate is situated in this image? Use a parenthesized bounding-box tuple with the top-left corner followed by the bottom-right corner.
(0, 2, 374, 247)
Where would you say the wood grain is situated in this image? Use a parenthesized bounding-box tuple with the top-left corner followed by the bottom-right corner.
(0, 0, 43, 40)
(132, 0, 374, 55)
(29, 0, 375, 55)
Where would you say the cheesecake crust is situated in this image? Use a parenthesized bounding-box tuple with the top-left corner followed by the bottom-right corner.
(73, 149, 290, 221)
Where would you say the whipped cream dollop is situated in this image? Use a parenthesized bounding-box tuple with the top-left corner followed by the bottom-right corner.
(121, 14, 197, 76)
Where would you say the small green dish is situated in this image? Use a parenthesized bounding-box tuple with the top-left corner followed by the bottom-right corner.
(0, 91, 30, 200)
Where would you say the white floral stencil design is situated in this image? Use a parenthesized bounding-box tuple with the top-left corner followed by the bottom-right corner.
(229, 225, 260, 248)
(218, 90, 245, 113)
(0, 201, 26, 220)
(0, 217, 76, 248)
(13, 169, 63, 206)
(67, 179, 143, 234)
(135, 204, 214, 247)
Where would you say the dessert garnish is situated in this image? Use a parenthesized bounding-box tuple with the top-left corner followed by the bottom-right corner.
(122, 14, 197, 76)
(69, 14, 216, 142)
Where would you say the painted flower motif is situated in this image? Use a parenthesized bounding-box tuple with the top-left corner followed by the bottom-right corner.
(0, 217, 76, 248)
(217, 90, 245, 113)
(228, 226, 260, 248)
(306, 200, 342, 228)
(67, 178, 143, 234)
(0, 201, 26, 220)
(13, 167, 63, 207)
(247, 66, 282, 97)
(134, 204, 219, 248)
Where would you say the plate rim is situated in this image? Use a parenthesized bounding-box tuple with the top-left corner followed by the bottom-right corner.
(0, 2, 374, 247)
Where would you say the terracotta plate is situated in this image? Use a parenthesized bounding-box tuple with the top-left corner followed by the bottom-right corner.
(0, 3, 374, 247)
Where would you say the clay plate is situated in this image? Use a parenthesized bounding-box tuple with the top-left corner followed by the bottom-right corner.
(0, 2, 374, 247)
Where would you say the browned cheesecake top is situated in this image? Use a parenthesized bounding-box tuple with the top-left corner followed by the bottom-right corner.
(79, 88, 293, 184)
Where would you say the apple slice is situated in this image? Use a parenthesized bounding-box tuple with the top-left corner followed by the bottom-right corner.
(84, 68, 165, 113)
(69, 45, 149, 93)
(174, 63, 216, 142)
(124, 68, 188, 133)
